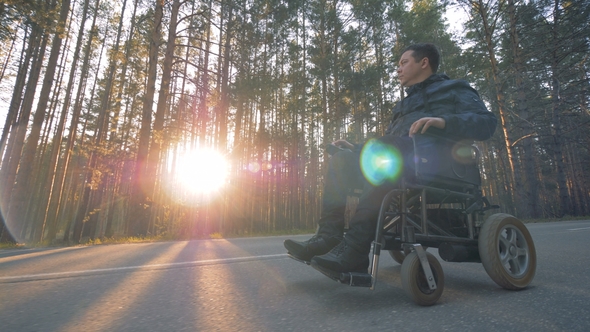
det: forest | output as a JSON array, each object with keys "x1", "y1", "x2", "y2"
[{"x1": 0, "y1": 0, "x2": 588, "y2": 244}]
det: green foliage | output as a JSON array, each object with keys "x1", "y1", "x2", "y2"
[{"x1": 0, "y1": 0, "x2": 64, "y2": 40}]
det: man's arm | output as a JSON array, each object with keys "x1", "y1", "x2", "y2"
[{"x1": 437, "y1": 84, "x2": 497, "y2": 141}]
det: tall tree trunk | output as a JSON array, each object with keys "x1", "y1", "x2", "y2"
[
  {"x1": 111, "y1": 0, "x2": 139, "y2": 146},
  {"x1": 46, "y1": 0, "x2": 101, "y2": 241},
  {"x1": 41, "y1": 0, "x2": 92, "y2": 242},
  {"x1": 0, "y1": 25, "x2": 26, "y2": 160},
  {"x1": 507, "y1": 0, "x2": 539, "y2": 218},
  {"x1": 81, "y1": 0, "x2": 128, "y2": 240},
  {"x1": 30, "y1": 5, "x2": 77, "y2": 241},
  {"x1": 473, "y1": 0, "x2": 521, "y2": 216},
  {"x1": 144, "y1": 0, "x2": 180, "y2": 233},
  {"x1": 319, "y1": 0, "x2": 329, "y2": 164},
  {"x1": 198, "y1": 0, "x2": 213, "y2": 145},
  {"x1": 0, "y1": 25, "x2": 36, "y2": 243},
  {"x1": 549, "y1": 0, "x2": 571, "y2": 216},
  {"x1": 104, "y1": 0, "x2": 139, "y2": 238},
  {"x1": 96, "y1": 0, "x2": 128, "y2": 143},
  {"x1": 72, "y1": 22, "x2": 111, "y2": 243},
  {"x1": 332, "y1": 0, "x2": 341, "y2": 140},
  {"x1": 0, "y1": 25, "x2": 42, "y2": 196},
  {"x1": 9, "y1": 0, "x2": 71, "y2": 241},
  {"x1": 1, "y1": 26, "x2": 49, "y2": 240},
  {"x1": 129, "y1": 0, "x2": 164, "y2": 236},
  {"x1": 218, "y1": 3, "x2": 233, "y2": 152},
  {"x1": 0, "y1": 25, "x2": 16, "y2": 85}
]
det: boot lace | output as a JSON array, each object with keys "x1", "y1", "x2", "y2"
[
  {"x1": 333, "y1": 241, "x2": 348, "y2": 256},
  {"x1": 307, "y1": 235, "x2": 322, "y2": 244}
]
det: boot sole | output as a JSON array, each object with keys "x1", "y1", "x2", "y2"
[
  {"x1": 310, "y1": 260, "x2": 342, "y2": 280},
  {"x1": 287, "y1": 252, "x2": 311, "y2": 265}
]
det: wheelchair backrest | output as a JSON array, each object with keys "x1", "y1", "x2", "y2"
[{"x1": 411, "y1": 134, "x2": 482, "y2": 187}]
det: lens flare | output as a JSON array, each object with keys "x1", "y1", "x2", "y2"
[
  {"x1": 360, "y1": 139, "x2": 403, "y2": 186},
  {"x1": 248, "y1": 161, "x2": 261, "y2": 173}
]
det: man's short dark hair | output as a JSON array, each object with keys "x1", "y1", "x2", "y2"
[{"x1": 402, "y1": 43, "x2": 440, "y2": 73}]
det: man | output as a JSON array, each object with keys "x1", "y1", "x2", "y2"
[{"x1": 284, "y1": 43, "x2": 497, "y2": 277}]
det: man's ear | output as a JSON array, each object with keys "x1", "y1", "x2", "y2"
[{"x1": 420, "y1": 57, "x2": 430, "y2": 70}]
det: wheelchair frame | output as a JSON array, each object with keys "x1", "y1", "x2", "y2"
[{"x1": 335, "y1": 136, "x2": 537, "y2": 306}]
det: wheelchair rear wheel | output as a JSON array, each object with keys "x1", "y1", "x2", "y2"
[
  {"x1": 401, "y1": 251, "x2": 444, "y2": 306},
  {"x1": 479, "y1": 213, "x2": 536, "y2": 290}
]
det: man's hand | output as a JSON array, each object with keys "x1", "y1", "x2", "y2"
[
  {"x1": 409, "y1": 117, "x2": 446, "y2": 137},
  {"x1": 332, "y1": 139, "x2": 354, "y2": 150}
]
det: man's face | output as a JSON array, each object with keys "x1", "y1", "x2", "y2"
[{"x1": 397, "y1": 51, "x2": 429, "y2": 87}]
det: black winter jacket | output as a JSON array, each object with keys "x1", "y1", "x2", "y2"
[{"x1": 384, "y1": 74, "x2": 497, "y2": 141}]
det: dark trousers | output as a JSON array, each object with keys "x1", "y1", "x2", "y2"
[
  {"x1": 317, "y1": 136, "x2": 414, "y2": 253},
  {"x1": 316, "y1": 148, "x2": 364, "y2": 240}
]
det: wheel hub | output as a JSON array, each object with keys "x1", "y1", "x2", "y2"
[{"x1": 509, "y1": 245, "x2": 517, "y2": 256}]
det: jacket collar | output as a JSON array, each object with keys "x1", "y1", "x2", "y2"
[{"x1": 406, "y1": 73, "x2": 450, "y2": 96}]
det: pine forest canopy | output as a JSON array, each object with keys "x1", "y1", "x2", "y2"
[{"x1": 0, "y1": 0, "x2": 588, "y2": 244}]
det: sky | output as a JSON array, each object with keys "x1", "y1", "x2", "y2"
[{"x1": 444, "y1": 3, "x2": 470, "y2": 38}]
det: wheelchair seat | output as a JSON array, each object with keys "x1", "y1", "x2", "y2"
[{"x1": 409, "y1": 134, "x2": 481, "y2": 191}]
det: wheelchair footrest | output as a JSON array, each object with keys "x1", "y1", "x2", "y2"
[
  {"x1": 338, "y1": 272, "x2": 373, "y2": 287},
  {"x1": 311, "y1": 260, "x2": 373, "y2": 287}
]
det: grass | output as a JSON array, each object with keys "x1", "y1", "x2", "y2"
[
  {"x1": 79, "y1": 234, "x2": 179, "y2": 246},
  {"x1": 0, "y1": 228, "x2": 317, "y2": 249},
  {"x1": 0, "y1": 242, "x2": 25, "y2": 249}
]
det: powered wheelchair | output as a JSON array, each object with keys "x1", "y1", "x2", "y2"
[{"x1": 325, "y1": 134, "x2": 537, "y2": 306}]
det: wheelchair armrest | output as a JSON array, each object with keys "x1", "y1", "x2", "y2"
[{"x1": 411, "y1": 134, "x2": 481, "y2": 186}]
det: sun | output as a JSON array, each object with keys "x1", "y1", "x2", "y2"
[{"x1": 173, "y1": 148, "x2": 230, "y2": 194}]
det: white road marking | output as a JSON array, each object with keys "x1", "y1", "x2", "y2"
[
  {"x1": 0, "y1": 253, "x2": 288, "y2": 282},
  {"x1": 567, "y1": 227, "x2": 590, "y2": 231}
]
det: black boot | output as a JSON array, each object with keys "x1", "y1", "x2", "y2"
[
  {"x1": 284, "y1": 235, "x2": 341, "y2": 262},
  {"x1": 310, "y1": 240, "x2": 369, "y2": 278}
]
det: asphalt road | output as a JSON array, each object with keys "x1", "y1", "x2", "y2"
[{"x1": 1, "y1": 220, "x2": 589, "y2": 332}]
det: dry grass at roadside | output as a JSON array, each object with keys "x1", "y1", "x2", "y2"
[{"x1": 0, "y1": 228, "x2": 317, "y2": 249}]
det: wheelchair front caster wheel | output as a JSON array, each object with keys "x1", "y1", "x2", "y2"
[
  {"x1": 479, "y1": 213, "x2": 536, "y2": 290},
  {"x1": 401, "y1": 251, "x2": 444, "y2": 306}
]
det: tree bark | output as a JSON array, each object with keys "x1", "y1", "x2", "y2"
[
  {"x1": 46, "y1": 0, "x2": 101, "y2": 241},
  {"x1": 473, "y1": 0, "x2": 521, "y2": 216},
  {"x1": 549, "y1": 0, "x2": 571, "y2": 216},
  {"x1": 507, "y1": 0, "x2": 540, "y2": 218},
  {"x1": 9, "y1": 0, "x2": 71, "y2": 241},
  {"x1": 145, "y1": 0, "x2": 180, "y2": 223},
  {"x1": 218, "y1": 2, "x2": 233, "y2": 152},
  {"x1": 129, "y1": 0, "x2": 164, "y2": 236},
  {"x1": 1, "y1": 25, "x2": 49, "y2": 240}
]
